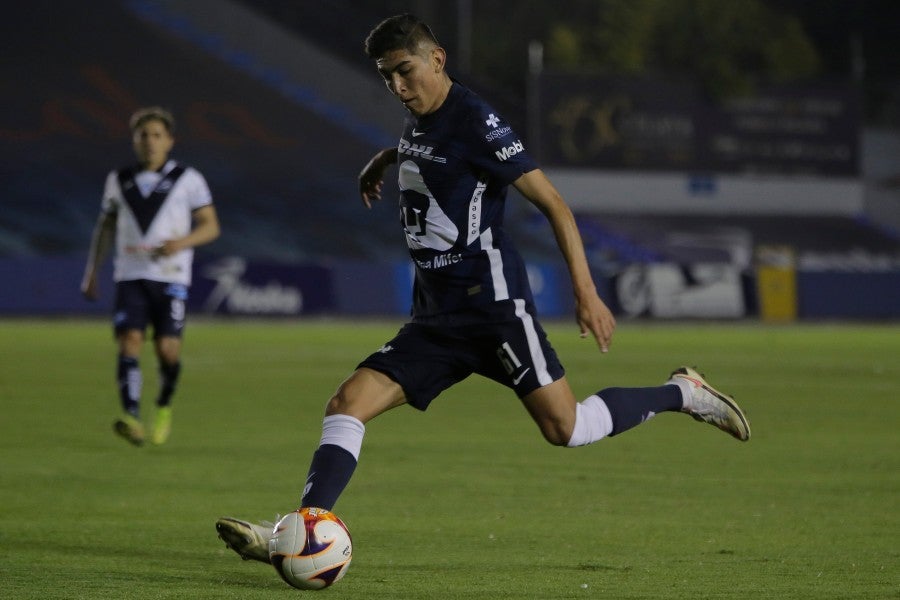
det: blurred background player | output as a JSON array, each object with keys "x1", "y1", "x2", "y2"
[
  {"x1": 81, "y1": 106, "x2": 220, "y2": 446},
  {"x1": 216, "y1": 14, "x2": 749, "y2": 561}
]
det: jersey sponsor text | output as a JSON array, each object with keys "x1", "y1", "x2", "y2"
[
  {"x1": 485, "y1": 126, "x2": 512, "y2": 142},
  {"x1": 399, "y1": 138, "x2": 447, "y2": 163},
  {"x1": 495, "y1": 140, "x2": 525, "y2": 162},
  {"x1": 415, "y1": 252, "x2": 464, "y2": 270}
]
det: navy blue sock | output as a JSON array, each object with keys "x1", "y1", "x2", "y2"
[
  {"x1": 157, "y1": 361, "x2": 181, "y2": 407},
  {"x1": 300, "y1": 444, "x2": 358, "y2": 511},
  {"x1": 117, "y1": 355, "x2": 141, "y2": 417},
  {"x1": 599, "y1": 385, "x2": 682, "y2": 436}
]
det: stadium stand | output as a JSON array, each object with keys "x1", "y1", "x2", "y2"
[
  {"x1": 1, "y1": 0, "x2": 897, "y2": 318},
  {"x1": 1, "y1": 0, "x2": 405, "y2": 262}
]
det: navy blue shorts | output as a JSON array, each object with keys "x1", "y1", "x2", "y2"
[
  {"x1": 358, "y1": 307, "x2": 565, "y2": 411},
  {"x1": 113, "y1": 280, "x2": 188, "y2": 338}
]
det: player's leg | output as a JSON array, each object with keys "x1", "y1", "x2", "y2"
[
  {"x1": 154, "y1": 336, "x2": 182, "y2": 405},
  {"x1": 216, "y1": 367, "x2": 406, "y2": 563},
  {"x1": 112, "y1": 281, "x2": 149, "y2": 445},
  {"x1": 151, "y1": 336, "x2": 181, "y2": 445},
  {"x1": 299, "y1": 322, "x2": 470, "y2": 511},
  {"x1": 521, "y1": 375, "x2": 683, "y2": 446},
  {"x1": 518, "y1": 376, "x2": 577, "y2": 445},
  {"x1": 113, "y1": 328, "x2": 146, "y2": 445},
  {"x1": 467, "y1": 308, "x2": 628, "y2": 446},
  {"x1": 522, "y1": 369, "x2": 749, "y2": 446},
  {"x1": 300, "y1": 367, "x2": 407, "y2": 510},
  {"x1": 217, "y1": 323, "x2": 469, "y2": 563},
  {"x1": 116, "y1": 329, "x2": 144, "y2": 416},
  {"x1": 483, "y1": 304, "x2": 747, "y2": 445},
  {"x1": 149, "y1": 282, "x2": 187, "y2": 445}
]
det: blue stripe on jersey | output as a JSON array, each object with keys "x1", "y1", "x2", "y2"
[{"x1": 118, "y1": 163, "x2": 187, "y2": 234}]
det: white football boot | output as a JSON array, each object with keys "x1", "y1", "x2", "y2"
[
  {"x1": 215, "y1": 517, "x2": 273, "y2": 563},
  {"x1": 669, "y1": 366, "x2": 751, "y2": 441}
]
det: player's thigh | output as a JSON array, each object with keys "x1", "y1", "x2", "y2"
[
  {"x1": 473, "y1": 314, "x2": 565, "y2": 399},
  {"x1": 113, "y1": 280, "x2": 151, "y2": 339},
  {"x1": 327, "y1": 367, "x2": 408, "y2": 423},
  {"x1": 149, "y1": 282, "x2": 188, "y2": 339},
  {"x1": 520, "y1": 376, "x2": 578, "y2": 446},
  {"x1": 356, "y1": 323, "x2": 475, "y2": 412}
]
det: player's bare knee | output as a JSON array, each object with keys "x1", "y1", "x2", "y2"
[
  {"x1": 156, "y1": 336, "x2": 181, "y2": 365},
  {"x1": 539, "y1": 421, "x2": 573, "y2": 447},
  {"x1": 156, "y1": 343, "x2": 180, "y2": 365},
  {"x1": 118, "y1": 330, "x2": 143, "y2": 355},
  {"x1": 324, "y1": 384, "x2": 357, "y2": 416},
  {"x1": 324, "y1": 393, "x2": 346, "y2": 416},
  {"x1": 324, "y1": 369, "x2": 405, "y2": 423}
]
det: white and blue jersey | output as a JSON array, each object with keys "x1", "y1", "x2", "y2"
[
  {"x1": 101, "y1": 159, "x2": 212, "y2": 286},
  {"x1": 395, "y1": 82, "x2": 538, "y2": 324}
]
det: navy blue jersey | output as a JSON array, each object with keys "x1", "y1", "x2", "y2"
[{"x1": 395, "y1": 82, "x2": 538, "y2": 324}]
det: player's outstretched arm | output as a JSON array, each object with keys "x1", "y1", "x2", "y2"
[
  {"x1": 513, "y1": 169, "x2": 616, "y2": 353},
  {"x1": 358, "y1": 147, "x2": 398, "y2": 208},
  {"x1": 81, "y1": 212, "x2": 116, "y2": 301}
]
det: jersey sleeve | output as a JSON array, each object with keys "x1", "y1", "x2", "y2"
[
  {"x1": 183, "y1": 167, "x2": 213, "y2": 210},
  {"x1": 100, "y1": 171, "x2": 120, "y2": 214},
  {"x1": 464, "y1": 106, "x2": 537, "y2": 186}
]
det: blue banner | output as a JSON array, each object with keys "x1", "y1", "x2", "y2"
[
  {"x1": 0, "y1": 256, "x2": 896, "y2": 320},
  {"x1": 190, "y1": 256, "x2": 334, "y2": 316}
]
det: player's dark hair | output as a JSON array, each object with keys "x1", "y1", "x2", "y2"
[
  {"x1": 129, "y1": 106, "x2": 175, "y2": 134},
  {"x1": 364, "y1": 14, "x2": 440, "y2": 59}
]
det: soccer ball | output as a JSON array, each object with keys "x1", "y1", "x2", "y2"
[{"x1": 268, "y1": 507, "x2": 353, "y2": 590}]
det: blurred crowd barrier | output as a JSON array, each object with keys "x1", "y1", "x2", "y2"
[{"x1": 2, "y1": 254, "x2": 897, "y2": 320}]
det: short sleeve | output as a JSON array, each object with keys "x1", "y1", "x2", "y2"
[
  {"x1": 100, "y1": 171, "x2": 119, "y2": 214},
  {"x1": 464, "y1": 108, "x2": 537, "y2": 186},
  {"x1": 183, "y1": 167, "x2": 213, "y2": 210}
]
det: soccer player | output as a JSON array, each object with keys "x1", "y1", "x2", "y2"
[
  {"x1": 216, "y1": 14, "x2": 749, "y2": 561},
  {"x1": 81, "y1": 106, "x2": 220, "y2": 446}
]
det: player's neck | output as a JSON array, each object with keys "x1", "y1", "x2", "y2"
[
  {"x1": 422, "y1": 75, "x2": 453, "y2": 117},
  {"x1": 140, "y1": 157, "x2": 169, "y2": 172}
]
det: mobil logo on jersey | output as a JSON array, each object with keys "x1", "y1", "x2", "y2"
[{"x1": 495, "y1": 140, "x2": 525, "y2": 162}]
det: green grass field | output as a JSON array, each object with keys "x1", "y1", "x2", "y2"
[{"x1": 1, "y1": 318, "x2": 897, "y2": 599}]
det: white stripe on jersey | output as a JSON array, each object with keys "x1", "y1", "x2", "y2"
[
  {"x1": 466, "y1": 176, "x2": 487, "y2": 246},
  {"x1": 514, "y1": 298, "x2": 553, "y2": 386},
  {"x1": 479, "y1": 228, "x2": 508, "y2": 301}
]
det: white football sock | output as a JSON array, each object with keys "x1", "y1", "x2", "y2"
[
  {"x1": 566, "y1": 394, "x2": 614, "y2": 447},
  {"x1": 667, "y1": 379, "x2": 692, "y2": 411},
  {"x1": 319, "y1": 414, "x2": 365, "y2": 460}
]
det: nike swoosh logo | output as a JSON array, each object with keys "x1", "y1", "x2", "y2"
[
  {"x1": 512, "y1": 368, "x2": 531, "y2": 385},
  {"x1": 301, "y1": 472, "x2": 315, "y2": 500},
  {"x1": 412, "y1": 129, "x2": 425, "y2": 137}
]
